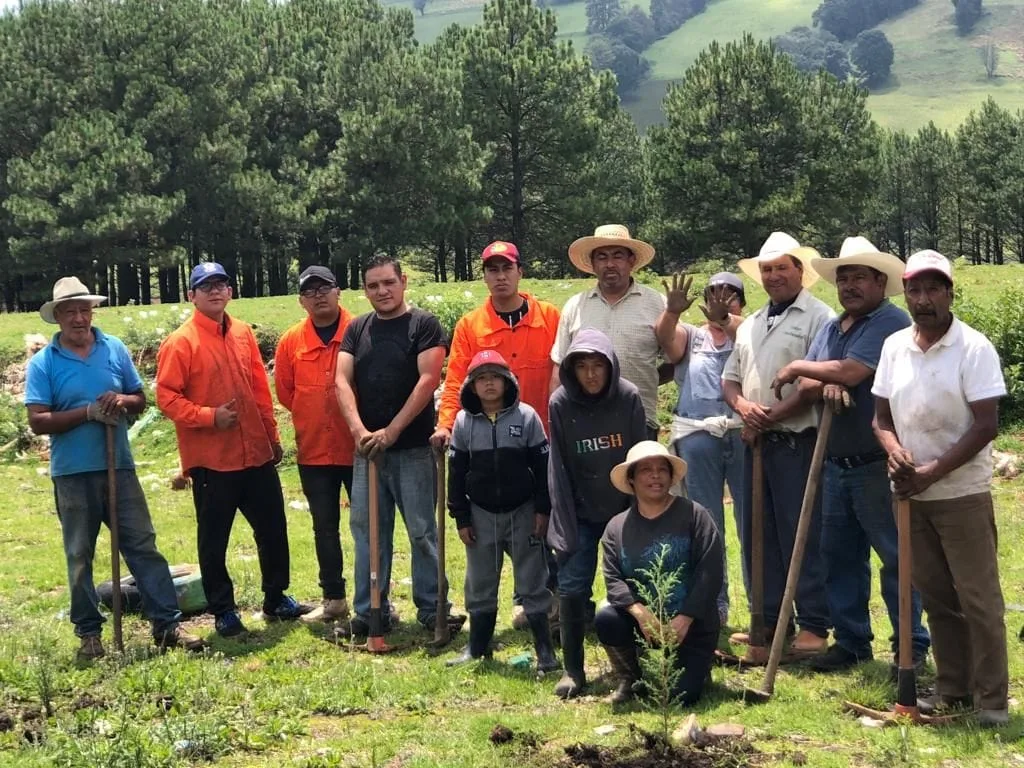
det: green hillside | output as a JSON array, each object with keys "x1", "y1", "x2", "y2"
[{"x1": 398, "y1": 0, "x2": 1024, "y2": 133}]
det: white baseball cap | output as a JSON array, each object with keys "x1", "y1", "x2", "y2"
[{"x1": 903, "y1": 250, "x2": 953, "y2": 284}]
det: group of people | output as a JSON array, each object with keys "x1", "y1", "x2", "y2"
[{"x1": 24, "y1": 223, "x2": 1010, "y2": 723}]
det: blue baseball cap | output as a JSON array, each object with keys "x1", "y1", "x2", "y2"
[{"x1": 189, "y1": 262, "x2": 229, "y2": 289}]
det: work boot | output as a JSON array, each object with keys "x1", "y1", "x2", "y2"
[
  {"x1": 978, "y1": 709, "x2": 1009, "y2": 727},
  {"x1": 154, "y1": 626, "x2": 206, "y2": 653},
  {"x1": 554, "y1": 596, "x2": 586, "y2": 699},
  {"x1": 917, "y1": 693, "x2": 973, "y2": 715},
  {"x1": 302, "y1": 598, "x2": 350, "y2": 624},
  {"x1": 77, "y1": 635, "x2": 105, "y2": 662},
  {"x1": 446, "y1": 611, "x2": 496, "y2": 666},
  {"x1": 603, "y1": 644, "x2": 640, "y2": 704},
  {"x1": 526, "y1": 612, "x2": 560, "y2": 675},
  {"x1": 789, "y1": 629, "x2": 827, "y2": 656}
]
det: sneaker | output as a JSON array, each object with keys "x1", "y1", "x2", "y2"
[
  {"x1": 77, "y1": 635, "x2": 105, "y2": 662},
  {"x1": 215, "y1": 611, "x2": 247, "y2": 638},
  {"x1": 301, "y1": 598, "x2": 350, "y2": 624},
  {"x1": 263, "y1": 595, "x2": 315, "y2": 621},
  {"x1": 917, "y1": 694, "x2": 972, "y2": 715},
  {"x1": 977, "y1": 708, "x2": 1009, "y2": 727},
  {"x1": 154, "y1": 626, "x2": 206, "y2": 653},
  {"x1": 808, "y1": 644, "x2": 871, "y2": 672}
]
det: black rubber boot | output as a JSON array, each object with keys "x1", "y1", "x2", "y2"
[
  {"x1": 446, "y1": 611, "x2": 496, "y2": 667},
  {"x1": 554, "y1": 596, "x2": 586, "y2": 699},
  {"x1": 526, "y1": 612, "x2": 560, "y2": 675},
  {"x1": 603, "y1": 644, "x2": 640, "y2": 704}
]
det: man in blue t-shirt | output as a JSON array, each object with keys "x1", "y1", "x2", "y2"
[
  {"x1": 24, "y1": 277, "x2": 203, "y2": 661},
  {"x1": 771, "y1": 238, "x2": 930, "y2": 675}
]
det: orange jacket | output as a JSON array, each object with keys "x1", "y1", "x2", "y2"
[
  {"x1": 438, "y1": 293, "x2": 559, "y2": 431},
  {"x1": 156, "y1": 310, "x2": 280, "y2": 474},
  {"x1": 274, "y1": 310, "x2": 355, "y2": 466}
]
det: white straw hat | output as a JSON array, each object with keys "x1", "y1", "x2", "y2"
[
  {"x1": 811, "y1": 236, "x2": 906, "y2": 297},
  {"x1": 737, "y1": 232, "x2": 820, "y2": 289},
  {"x1": 610, "y1": 441, "x2": 687, "y2": 495},
  {"x1": 568, "y1": 224, "x2": 655, "y2": 275},
  {"x1": 40, "y1": 277, "x2": 107, "y2": 324}
]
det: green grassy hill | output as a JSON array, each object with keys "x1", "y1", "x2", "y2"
[{"x1": 397, "y1": 0, "x2": 1024, "y2": 133}]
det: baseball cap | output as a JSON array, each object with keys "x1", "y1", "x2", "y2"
[
  {"x1": 299, "y1": 265, "x2": 337, "y2": 289},
  {"x1": 481, "y1": 241, "x2": 520, "y2": 264},
  {"x1": 706, "y1": 272, "x2": 745, "y2": 300},
  {"x1": 903, "y1": 250, "x2": 953, "y2": 284},
  {"x1": 189, "y1": 262, "x2": 229, "y2": 289},
  {"x1": 468, "y1": 349, "x2": 511, "y2": 375}
]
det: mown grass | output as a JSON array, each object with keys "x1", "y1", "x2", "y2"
[{"x1": 2, "y1": 266, "x2": 1024, "y2": 766}]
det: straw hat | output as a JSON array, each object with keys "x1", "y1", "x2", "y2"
[
  {"x1": 737, "y1": 232, "x2": 820, "y2": 289},
  {"x1": 568, "y1": 224, "x2": 655, "y2": 275},
  {"x1": 40, "y1": 277, "x2": 107, "y2": 324},
  {"x1": 811, "y1": 237, "x2": 906, "y2": 298},
  {"x1": 610, "y1": 441, "x2": 687, "y2": 495}
]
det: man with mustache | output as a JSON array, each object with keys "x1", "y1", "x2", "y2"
[
  {"x1": 771, "y1": 237, "x2": 929, "y2": 675},
  {"x1": 872, "y1": 250, "x2": 1008, "y2": 727},
  {"x1": 721, "y1": 232, "x2": 834, "y2": 660}
]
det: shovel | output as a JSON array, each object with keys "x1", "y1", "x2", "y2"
[
  {"x1": 427, "y1": 447, "x2": 452, "y2": 648},
  {"x1": 843, "y1": 498, "x2": 967, "y2": 725},
  {"x1": 106, "y1": 424, "x2": 124, "y2": 653},
  {"x1": 742, "y1": 407, "x2": 832, "y2": 702}
]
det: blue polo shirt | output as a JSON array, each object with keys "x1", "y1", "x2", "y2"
[
  {"x1": 24, "y1": 328, "x2": 143, "y2": 477},
  {"x1": 806, "y1": 300, "x2": 910, "y2": 459}
]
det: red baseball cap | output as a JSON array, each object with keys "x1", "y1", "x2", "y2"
[
  {"x1": 903, "y1": 250, "x2": 953, "y2": 284},
  {"x1": 468, "y1": 349, "x2": 510, "y2": 374},
  {"x1": 481, "y1": 241, "x2": 520, "y2": 264}
]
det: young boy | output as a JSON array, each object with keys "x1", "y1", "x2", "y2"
[
  {"x1": 547, "y1": 328, "x2": 647, "y2": 698},
  {"x1": 446, "y1": 350, "x2": 558, "y2": 674}
]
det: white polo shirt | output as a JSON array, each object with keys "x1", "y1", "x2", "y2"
[
  {"x1": 722, "y1": 289, "x2": 835, "y2": 433},
  {"x1": 872, "y1": 318, "x2": 1006, "y2": 501},
  {"x1": 552, "y1": 281, "x2": 666, "y2": 428}
]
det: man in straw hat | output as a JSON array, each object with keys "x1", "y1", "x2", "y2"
[
  {"x1": 770, "y1": 237, "x2": 930, "y2": 674},
  {"x1": 872, "y1": 250, "x2": 1008, "y2": 727},
  {"x1": 597, "y1": 441, "x2": 723, "y2": 705},
  {"x1": 25, "y1": 277, "x2": 204, "y2": 660},
  {"x1": 721, "y1": 232, "x2": 834, "y2": 659},
  {"x1": 552, "y1": 224, "x2": 666, "y2": 441}
]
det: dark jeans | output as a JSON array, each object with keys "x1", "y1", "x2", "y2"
[
  {"x1": 298, "y1": 464, "x2": 353, "y2": 600},
  {"x1": 595, "y1": 605, "x2": 717, "y2": 706},
  {"x1": 740, "y1": 430, "x2": 829, "y2": 637},
  {"x1": 822, "y1": 461, "x2": 929, "y2": 658},
  {"x1": 189, "y1": 463, "x2": 290, "y2": 615},
  {"x1": 557, "y1": 518, "x2": 609, "y2": 599}
]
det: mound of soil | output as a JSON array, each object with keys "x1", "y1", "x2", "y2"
[{"x1": 562, "y1": 729, "x2": 759, "y2": 768}]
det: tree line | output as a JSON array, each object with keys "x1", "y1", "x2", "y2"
[{"x1": 0, "y1": 0, "x2": 1016, "y2": 312}]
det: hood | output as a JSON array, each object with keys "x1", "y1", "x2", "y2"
[
  {"x1": 558, "y1": 328, "x2": 621, "y2": 402},
  {"x1": 460, "y1": 362, "x2": 520, "y2": 415}
]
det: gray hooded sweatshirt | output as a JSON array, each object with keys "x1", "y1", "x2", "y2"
[{"x1": 546, "y1": 328, "x2": 647, "y2": 557}]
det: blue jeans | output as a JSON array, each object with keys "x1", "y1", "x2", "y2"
[
  {"x1": 557, "y1": 518, "x2": 608, "y2": 599},
  {"x1": 822, "y1": 461, "x2": 930, "y2": 658},
  {"x1": 53, "y1": 470, "x2": 181, "y2": 638},
  {"x1": 350, "y1": 448, "x2": 440, "y2": 625},
  {"x1": 677, "y1": 429, "x2": 746, "y2": 615}
]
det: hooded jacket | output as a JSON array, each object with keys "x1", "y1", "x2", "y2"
[
  {"x1": 447, "y1": 357, "x2": 550, "y2": 530},
  {"x1": 546, "y1": 328, "x2": 647, "y2": 557}
]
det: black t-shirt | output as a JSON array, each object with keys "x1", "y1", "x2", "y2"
[
  {"x1": 497, "y1": 299, "x2": 529, "y2": 328},
  {"x1": 314, "y1": 317, "x2": 340, "y2": 346},
  {"x1": 340, "y1": 308, "x2": 448, "y2": 450}
]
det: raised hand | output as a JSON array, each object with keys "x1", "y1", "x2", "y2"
[
  {"x1": 662, "y1": 272, "x2": 695, "y2": 316},
  {"x1": 699, "y1": 284, "x2": 732, "y2": 325}
]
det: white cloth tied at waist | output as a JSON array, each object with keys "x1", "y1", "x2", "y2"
[{"x1": 669, "y1": 414, "x2": 742, "y2": 443}]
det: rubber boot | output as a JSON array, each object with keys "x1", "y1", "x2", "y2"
[
  {"x1": 526, "y1": 612, "x2": 560, "y2": 675},
  {"x1": 446, "y1": 611, "x2": 496, "y2": 667},
  {"x1": 603, "y1": 644, "x2": 640, "y2": 704},
  {"x1": 554, "y1": 596, "x2": 586, "y2": 699}
]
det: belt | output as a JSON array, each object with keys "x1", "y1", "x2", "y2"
[{"x1": 826, "y1": 450, "x2": 886, "y2": 469}]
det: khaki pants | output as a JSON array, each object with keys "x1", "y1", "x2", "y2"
[{"x1": 910, "y1": 492, "x2": 1007, "y2": 710}]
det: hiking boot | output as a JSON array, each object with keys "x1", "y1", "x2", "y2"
[
  {"x1": 511, "y1": 604, "x2": 528, "y2": 630},
  {"x1": 215, "y1": 611, "x2": 247, "y2": 637},
  {"x1": 603, "y1": 644, "x2": 640, "y2": 704},
  {"x1": 526, "y1": 611, "x2": 560, "y2": 675},
  {"x1": 77, "y1": 635, "x2": 105, "y2": 662},
  {"x1": 263, "y1": 595, "x2": 315, "y2": 621},
  {"x1": 917, "y1": 694, "x2": 972, "y2": 715},
  {"x1": 808, "y1": 644, "x2": 871, "y2": 672},
  {"x1": 301, "y1": 598, "x2": 350, "y2": 624},
  {"x1": 446, "y1": 611, "x2": 496, "y2": 667},
  {"x1": 554, "y1": 596, "x2": 586, "y2": 699},
  {"x1": 978, "y1": 708, "x2": 1009, "y2": 727},
  {"x1": 154, "y1": 626, "x2": 206, "y2": 653}
]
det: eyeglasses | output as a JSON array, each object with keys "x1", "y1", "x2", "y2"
[
  {"x1": 195, "y1": 280, "x2": 230, "y2": 294},
  {"x1": 300, "y1": 284, "x2": 336, "y2": 298}
]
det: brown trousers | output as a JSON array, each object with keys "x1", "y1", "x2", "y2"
[{"x1": 909, "y1": 492, "x2": 1007, "y2": 710}]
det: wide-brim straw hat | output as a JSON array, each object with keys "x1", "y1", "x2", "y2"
[
  {"x1": 568, "y1": 224, "x2": 655, "y2": 275},
  {"x1": 737, "y1": 231, "x2": 820, "y2": 289},
  {"x1": 610, "y1": 441, "x2": 687, "y2": 495},
  {"x1": 811, "y1": 236, "x2": 906, "y2": 298},
  {"x1": 40, "y1": 277, "x2": 107, "y2": 324}
]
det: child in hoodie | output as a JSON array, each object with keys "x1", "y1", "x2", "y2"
[
  {"x1": 446, "y1": 350, "x2": 559, "y2": 674},
  {"x1": 547, "y1": 328, "x2": 647, "y2": 698}
]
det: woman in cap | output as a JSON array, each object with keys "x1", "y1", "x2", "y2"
[
  {"x1": 596, "y1": 441, "x2": 724, "y2": 705},
  {"x1": 655, "y1": 272, "x2": 746, "y2": 625}
]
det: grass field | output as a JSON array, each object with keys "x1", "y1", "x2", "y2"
[{"x1": 2, "y1": 266, "x2": 1024, "y2": 765}]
